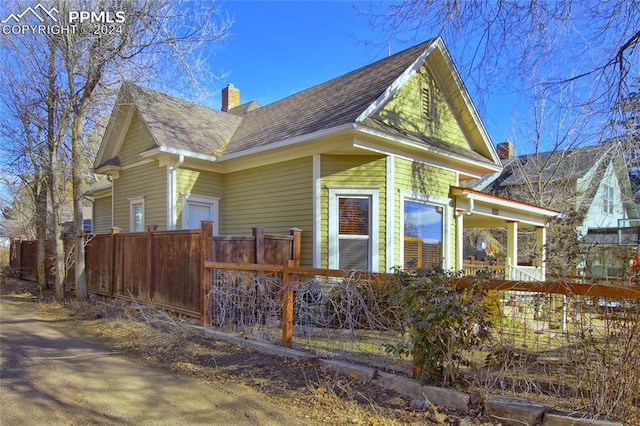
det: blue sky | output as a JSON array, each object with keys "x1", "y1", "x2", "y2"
[{"x1": 204, "y1": 0, "x2": 519, "y2": 147}]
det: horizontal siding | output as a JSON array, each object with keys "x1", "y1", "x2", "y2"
[
  {"x1": 93, "y1": 196, "x2": 112, "y2": 234},
  {"x1": 176, "y1": 168, "x2": 224, "y2": 229},
  {"x1": 118, "y1": 111, "x2": 156, "y2": 167},
  {"x1": 374, "y1": 65, "x2": 470, "y2": 151},
  {"x1": 394, "y1": 157, "x2": 456, "y2": 265},
  {"x1": 114, "y1": 162, "x2": 167, "y2": 231},
  {"x1": 320, "y1": 155, "x2": 387, "y2": 270},
  {"x1": 221, "y1": 157, "x2": 313, "y2": 265}
]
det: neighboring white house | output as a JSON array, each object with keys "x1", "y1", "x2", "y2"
[{"x1": 474, "y1": 142, "x2": 639, "y2": 278}]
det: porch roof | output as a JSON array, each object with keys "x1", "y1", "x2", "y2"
[{"x1": 449, "y1": 186, "x2": 561, "y2": 228}]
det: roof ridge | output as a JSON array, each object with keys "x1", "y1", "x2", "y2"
[
  {"x1": 124, "y1": 82, "x2": 230, "y2": 117},
  {"x1": 245, "y1": 39, "x2": 435, "y2": 114}
]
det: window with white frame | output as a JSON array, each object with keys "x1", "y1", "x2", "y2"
[
  {"x1": 402, "y1": 197, "x2": 446, "y2": 269},
  {"x1": 328, "y1": 188, "x2": 379, "y2": 271},
  {"x1": 181, "y1": 194, "x2": 219, "y2": 234},
  {"x1": 602, "y1": 184, "x2": 614, "y2": 214},
  {"x1": 129, "y1": 197, "x2": 145, "y2": 232}
]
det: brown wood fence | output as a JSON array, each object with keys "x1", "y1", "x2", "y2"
[
  {"x1": 10, "y1": 222, "x2": 302, "y2": 322},
  {"x1": 9, "y1": 237, "x2": 75, "y2": 283}
]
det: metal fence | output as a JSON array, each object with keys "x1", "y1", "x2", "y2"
[{"x1": 205, "y1": 262, "x2": 640, "y2": 417}]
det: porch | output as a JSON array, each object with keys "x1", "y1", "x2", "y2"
[
  {"x1": 450, "y1": 186, "x2": 561, "y2": 282},
  {"x1": 461, "y1": 259, "x2": 544, "y2": 282}
]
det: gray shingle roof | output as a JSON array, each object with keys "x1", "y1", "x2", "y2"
[
  {"x1": 112, "y1": 38, "x2": 492, "y2": 168},
  {"x1": 224, "y1": 40, "x2": 436, "y2": 154},
  {"x1": 126, "y1": 83, "x2": 243, "y2": 156},
  {"x1": 360, "y1": 117, "x2": 496, "y2": 165},
  {"x1": 495, "y1": 144, "x2": 615, "y2": 187}
]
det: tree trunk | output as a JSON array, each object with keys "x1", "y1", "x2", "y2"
[
  {"x1": 72, "y1": 112, "x2": 88, "y2": 300},
  {"x1": 46, "y1": 38, "x2": 65, "y2": 301},
  {"x1": 34, "y1": 184, "x2": 48, "y2": 291}
]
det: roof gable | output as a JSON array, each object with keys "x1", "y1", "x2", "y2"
[
  {"x1": 224, "y1": 39, "x2": 437, "y2": 155},
  {"x1": 95, "y1": 83, "x2": 243, "y2": 170},
  {"x1": 95, "y1": 38, "x2": 501, "y2": 173},
  {"x1": 127, "y1": 84, "x2": 242, "y2": 156}
]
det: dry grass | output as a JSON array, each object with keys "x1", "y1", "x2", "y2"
[{"x1": 2, "y1": 277, "x2": 495, "y2": 425}]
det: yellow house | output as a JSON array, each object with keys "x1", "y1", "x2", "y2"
[{"x1": 89, "y1": 37, "x2": 559, "y2": 276}]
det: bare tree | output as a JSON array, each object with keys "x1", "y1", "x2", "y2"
[
  {"x1": 369, "y1": 1, "x2": 639, "y2": 117},
  {"x1": 0, "y1": 16, "x2": 72, "y2": 296},
  {"x1": 1, "y1": 0, "x2": 231, "y2": 299},
  {"x1": 55, "y1": 0, "x2": 232, "y2": 299}
]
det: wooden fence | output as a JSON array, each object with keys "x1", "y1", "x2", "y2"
[
  {"x1": 9, "y1": 222, "x2": 302, "y2": 322},
  {"x1": 9, "y1": 237, "x2": 76, "y2": 283}
]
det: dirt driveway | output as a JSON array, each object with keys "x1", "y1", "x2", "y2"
[{"x1": 0, "y1": 296, "x2": 319, "y2": 426}]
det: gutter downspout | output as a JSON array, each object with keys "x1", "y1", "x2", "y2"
[
  {"x1": 167, "y1": 155, "x2": 184, "y2": 230},
  {"x1": 109, "y1": 175, "x2": 114, "y2": 228}
]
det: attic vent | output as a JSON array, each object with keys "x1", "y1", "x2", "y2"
[{"x1": 421, "y1": 85, "x2": 431, "y2": 119}]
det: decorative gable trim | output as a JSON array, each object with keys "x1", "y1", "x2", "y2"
[
  {"x1": 93, "y1": 87, "x2": 135, "y2": 169},
  {"x1": 431, "y1": 39, "x2": 501, "y2": 165},
  {"x1": 355, "y1": 41, "x2": 437, "y2": 122}
]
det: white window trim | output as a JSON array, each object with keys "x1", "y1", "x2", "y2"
[
  {"x1": 181, "y1": 193, "x2": 219, "y2": 234},
  {"x1": 128, "y1": 196, "x2": 145, "y2": 232},
  {"x1": 400, "y1": 190, "x2": 451, "y2": 270},
  {"x1": 328, "y1": 187, "x2": 379, "y2": 271}
]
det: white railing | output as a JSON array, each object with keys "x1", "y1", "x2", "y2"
[{"x1": 506, "y1": 264, "x2": 543, "y2": 282}]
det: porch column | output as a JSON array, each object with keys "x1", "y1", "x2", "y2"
[
  {"x1": 536, "y1": 226, "x2": 547, "y2": 279},
  {"x1": 455, "y1": 210, "x2": 464, "y2": 272},
  {"x1": 506, "y1": 220, "x2": 518, "y2": 279}
]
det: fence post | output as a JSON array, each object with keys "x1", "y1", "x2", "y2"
[
  {"x1": 146, "y1": 225, "x2": 157, "y2": 302},
  {"x1": 200, "y1": 221, "x2": 214, "y2": 326},
  {"x1": 253, "y1": 226, "x2": 264, "y2": 264},
  {"x1": 289, "y1": 228, "x2": 302, "y2": 266},
  {"x1": 282, "y1": 260, "x2": 294, "y2": 348},
  {"x1": 109, "y1": 227, "x2": 120, "y2": 298}
]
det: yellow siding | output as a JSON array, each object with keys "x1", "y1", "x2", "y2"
[
  {"x1": 113, "y1": 162, "x2": 167, "y2": 231},
  {"x1": 118, "y1": 111, "x2": 156, "y2": 167},
  {"x1": 221, "y1": 157, "x2": 313, "y2": 265},
  {"x1": 374, "y1": 66, "x2": 471, "y2": 151},
  {"x1": 320, "y1": 155, "x2": 387, "y2": 270},
  {"x1": 176, "y1": 168, "x2": 224, "y2": 228},
  {"x1": 92, "y1": 195, "x2": 112, "y2": 234},
  {"x1": 394, "y1": 157, "x2": 457, "y2": 266}
]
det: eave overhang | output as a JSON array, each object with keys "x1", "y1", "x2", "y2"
[
  {"x1": 139, "y1": 146, "x2": 219, "y2": 163},
  {"x1": 353, "y1": 124, "x2": 502, "y2": 179},
  {"x1": 450, "y1": 185, "x2": 562, "y2": 228}
]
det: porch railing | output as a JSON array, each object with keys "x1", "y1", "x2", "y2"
[
  {"x1": 506, "y1": 264, "x2": 543, "y2": 281},
  {"x1": 463, "y1": 259, "x2": 543, "y2": 282},
  {"x1": 462, "y1": 260, "x2": 505, "y2": 279}
]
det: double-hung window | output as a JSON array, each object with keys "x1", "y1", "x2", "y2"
[{"x1": 328, "y1": 188, "x2": 378, "y2": 271}]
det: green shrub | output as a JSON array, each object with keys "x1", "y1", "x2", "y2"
[{"x1": 385, "y1": 267, "x2": 491, "y2": 386}]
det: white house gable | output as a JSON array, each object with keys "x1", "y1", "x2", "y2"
[{"x1": 579, "y1": 160, "x2": 625, "y2": 236}]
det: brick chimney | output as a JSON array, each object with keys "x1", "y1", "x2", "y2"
[
  {"x1": 221, "y1": 84, "x2": 239, "y2": 112},
  {"x1": 497, "y1": 141, "x2": 514, "y2": 159}
]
